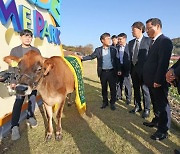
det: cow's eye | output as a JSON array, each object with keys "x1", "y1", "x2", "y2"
[{"x1": 36, "y1": 66, "x2": 42, "y2": 72}]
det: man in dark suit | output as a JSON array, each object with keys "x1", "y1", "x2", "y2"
[
  {"x1": 143, "y1": 18, "x2": 173, "y2": 140},
  {"x1": 116, "y1": 33, "x2": 132, "y2": 104},
  {"x1": 128, "y1": 22, "x2": 151, "y2": 118},
  {"x1": 166, "y1": 58, "x2": 180, "y2": 94},
  {"x1": 111, "y1": 35, "x2": 118, "y2": 48},
  {"x1": 81, "y1": 33, "x2": 120, "y2": 110}
]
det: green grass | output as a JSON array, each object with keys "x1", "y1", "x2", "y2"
[
  {"x1": 0, "y1": 61, "x2": 180, "y2": 154},
  {"x1": 169, "y1": 87, "x2": 180, "y2": 102}
]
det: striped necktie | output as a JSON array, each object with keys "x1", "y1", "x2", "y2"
[{"x1": 132, "y1": 40, "x2": 139, "y2": 65}]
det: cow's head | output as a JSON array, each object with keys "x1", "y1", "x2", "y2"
[{"x1": 4, "y1": 50, "x2": 53, "y2": 95}]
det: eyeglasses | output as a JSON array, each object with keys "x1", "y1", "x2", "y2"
[{"x1": 146, "y1": 26, "x2": 153, "y2": 32}]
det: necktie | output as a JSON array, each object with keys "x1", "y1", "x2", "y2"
[
  {"x1": 132, "y1": 40, "x2": 139, "y2": 65},
  {"x1": 149, "y1": 40, "x2": 154, "y2": 49}
]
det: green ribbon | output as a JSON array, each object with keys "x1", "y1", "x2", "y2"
[{"x1": 65, "y1": 56, "x2": 86, "y2": 104}]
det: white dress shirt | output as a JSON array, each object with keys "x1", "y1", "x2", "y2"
[
  {"x1": 152, "y1": 33, "x2": 163, "y2": 44},
  {"x1": 119, "y1": 45, "x2": 126, "y2": 64}
]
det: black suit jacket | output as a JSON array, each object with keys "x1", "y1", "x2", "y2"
[
  {"x1": 82, "y1": 46, "x2": 120, "y2": 77},
  {"x1": 143, "y1": 34, "x2": 173, "y2": 87},
  {"x1": 172, "y1": 59, "x2": 180, "y2": 77},
  {"x1": 117, "y1": 44, "x2": 131, "y2": 76},
  {"x1": 171, "y1": 58, "x2": 180, "y2": 94},
  {"x1": 128, "y1": 36, "x2": 151, "y2": 78}
]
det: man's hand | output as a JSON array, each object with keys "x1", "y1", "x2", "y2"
[
  {"x1": 166, "y1": 69, "x2": 175, "y2": 84},
  {"x1": 153, "y1": 82, "x2": 161, "y2": 88},
  {"x1": 117, "y1": 71, "x2": 122, "y2": 76},
  {"x1": 79, "y1": 55, "x2": 83, "y2": 59},
  {"x1": 10, "y1": 83, "x2": 16, "y2": 90}
]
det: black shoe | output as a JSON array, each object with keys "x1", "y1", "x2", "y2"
[
  {"x1": 100, "y1": 103, "x2": 108, "y2": 109},
  {"x1": 129, "y1": 106, "x2": 142, "y2": 113},
  {"x1": 150, "y1": 131, "x2": 168, "y2": 141},
  {"x1": 125, "y1": 100, "x2": 131, "y2": 105},
  {"x1": 143, "y1": 121, "x2": 158, "y2": 128},
  {"x1": 142, "y1": 109, "x2": 150, "y2": 118},
  {"x1": 110, "y1": 104, "x2": 116, "y2": 111},
  {"x1": 116, "y1": 97, "x2": 122, "y2": 101},
  {"x1": 174, "y1": 149, "x2": 180, "y2": 154}
]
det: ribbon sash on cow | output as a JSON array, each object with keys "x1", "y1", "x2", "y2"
[{"x1": 63, "y1": 55, "x2": 86, "y2": 114}]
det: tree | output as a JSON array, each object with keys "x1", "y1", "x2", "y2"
[
  {"x1": 62, "y1": 44, "x2": 94, "y2": 55},
  {"x1": 83, "y1": 44, "x2": 93, "y2": 55},
  {"x1": 172, "y1": 38, "x2": 180, "y2": 55}
]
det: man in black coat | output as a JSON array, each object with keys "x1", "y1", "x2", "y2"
[
  {"x1": 81, "y1": 33, "x2": 120, "y2": 110},
  {"x1": 116, "y1": 33, "x2": 132, "y2": 104},
  {"x1": 143, "y1": 18, "x2": 173, "y2": 140},
  {"x1": 128, "y1": 22, "x2": 151, "y2": 118},
  {"x1": 111, "y1": 35, "x2": 118, "y2": 48},
  {"x1": 166, "y1": 58, "x2": 180, "y2": 94}
]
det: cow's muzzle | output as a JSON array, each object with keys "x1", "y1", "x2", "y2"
[{"x1": 15, "y1": 84, "x2": 32, "y2": 96}]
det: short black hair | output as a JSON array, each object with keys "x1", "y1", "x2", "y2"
[
  {"x1": 146, "y1": 18, "x2": 162, "y2": 28},
  {"x1": 20, "y1": 29, "x2": 33, "y2": 37},
  {"x1": 117, "y1": 33, "x2": 127, "y2": 38},
  {"x1": 132, "y1": 21, "x2": 145, "y2": 33},
  {"x1": 100, "y1": 33, "x2": 110, "y2": 42},
  {"x1": 111, "y1": 35, "x2": 117, "y2": 39}
]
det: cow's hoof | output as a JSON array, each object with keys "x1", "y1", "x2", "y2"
[
  {"x1": 45, "y1": 133, "x2": 52, "y2": 142},
  {"x1": 55, "y1": 133, "x2": 63, "y2": 141}
]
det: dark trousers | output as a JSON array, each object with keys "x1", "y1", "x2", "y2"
[
  {"x1": 149, "y1": 85, "x2": 171, "y2": 133},
  {"x1": 117, "y1": 74, "x2": 132, "y2": 101},
  {"x1": 11, "y1": 90, "x2": 37, "y2": 128},
  {"x1": 100, "y1": 70, "x2": 117, "y2": 105},
  {"x1": 131, "y1": 69, "x2": 151, "y2": 110}
]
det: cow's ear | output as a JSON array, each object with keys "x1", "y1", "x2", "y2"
[
  {"x1": 43, "y1": 60, "x2": 54, "y2": 76},
  {"x1": 3, "y1": 56, "x2": 21, "y2": 67}
]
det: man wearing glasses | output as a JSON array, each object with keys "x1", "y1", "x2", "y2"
[{"x1": 143, "y1": 18, "x2": 173, "y2": 141}]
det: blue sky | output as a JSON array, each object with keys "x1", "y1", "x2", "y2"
[{"x1": 60, "y1": 0, "x2": 180, "y2": 48}]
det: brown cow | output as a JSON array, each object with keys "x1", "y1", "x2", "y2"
[{"x1": 4, "y1": 50, "x2": 75, "y2": 141}]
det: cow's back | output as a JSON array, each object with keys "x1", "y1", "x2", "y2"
[{"x1": 40, "y1": 56, "x2": 75, "y2": 99}]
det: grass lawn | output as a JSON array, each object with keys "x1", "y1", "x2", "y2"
[{"x1": 0, "y1": 60, "x2": 180, "y2": 154}]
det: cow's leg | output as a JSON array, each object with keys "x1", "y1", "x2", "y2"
[
  {"x1": 44, "y1": 103, "x2": 53, "y2": 141},
  {"x1": 55, "y1": 98, "x2": 66, "y2": 141}
]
